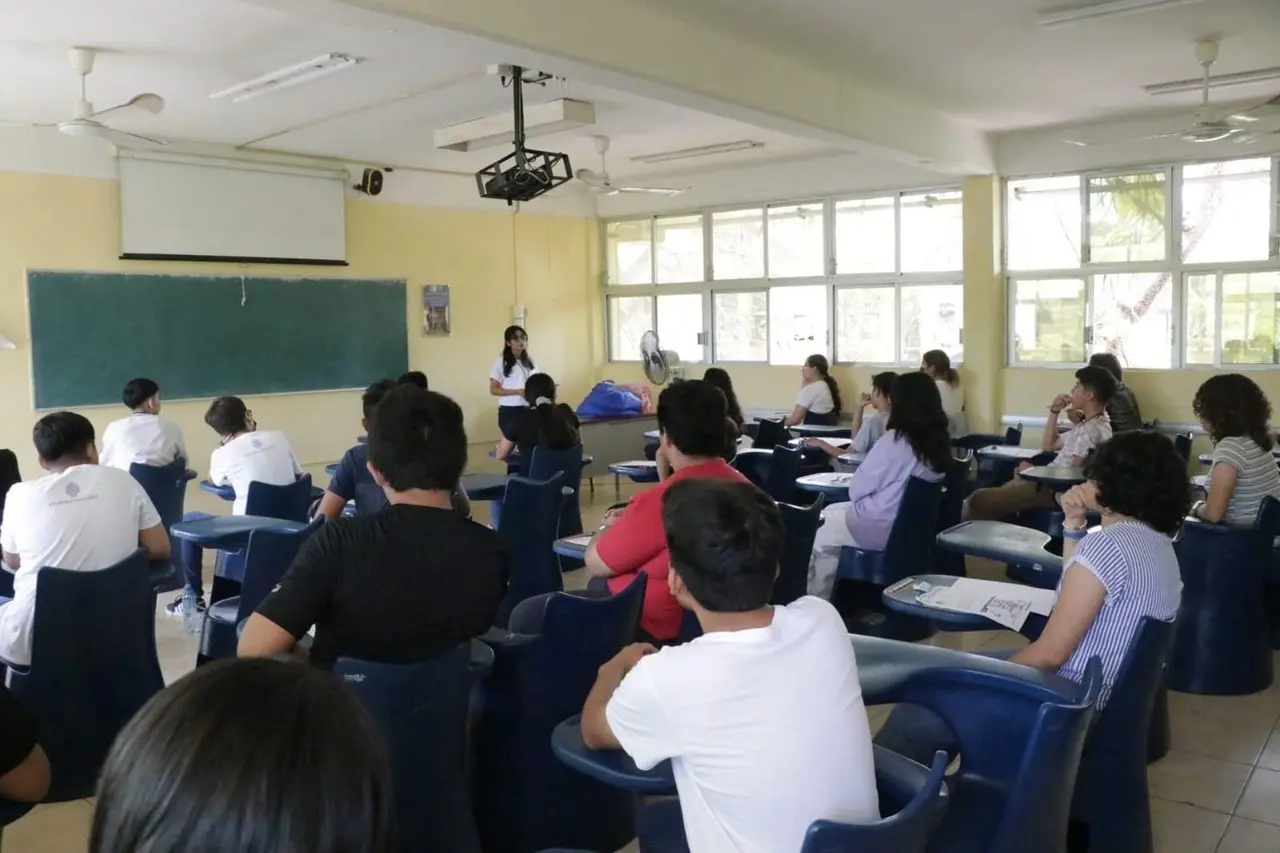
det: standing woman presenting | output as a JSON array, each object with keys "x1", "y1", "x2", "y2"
[{"x1": 489, "y1": 325, "x2": 539, "y2": 437}]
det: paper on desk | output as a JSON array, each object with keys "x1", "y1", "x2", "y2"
[
  {"x1": 917, "y1": 578, "x2": 1057, "y2": 631},
  {"x1": 563, "y1": 535, "x2": 593, "y2": 547}
]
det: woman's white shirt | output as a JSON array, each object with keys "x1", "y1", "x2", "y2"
[
  {"x1": 796, "y1": 381, "x2": 834, "y2": 415},
  {"x1": 935, "y1": 379, "x2": 968, "y2": 437},
  {"x1": 490, "y1": 356, "x2": 539, "y2": 407}
]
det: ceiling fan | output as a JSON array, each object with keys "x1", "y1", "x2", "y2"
[
  {"x1": 1065, "y1": 39, "x2": 1280, "y2": 147},
  {"x1": 0, "y1": 47, "x2": 167, "y2": 147},
  {"x1": 575, "y1": 136, "x2": 687, "y2": 196}
]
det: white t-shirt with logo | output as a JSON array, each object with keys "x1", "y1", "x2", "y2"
[
  {"x1": 490, "y1": 357, "x2": 539, "y2": 408},
  {"x1": 796, "y1": 380, "x2": 835, "y2": 415},
  {"x1": 0, "y1": 464, "x2": 162, "y2": 666},
  {"x1": 606, "y1": 597, "x2": 879, "y2": 853},
  {"x1": 208, "y1": 430, "x2": 302, "y2": 516},
  {"x1": 100, "y1": 413, "x2": 188, "y2": 471}
]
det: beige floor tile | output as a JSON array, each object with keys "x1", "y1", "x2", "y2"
[
  {"x1": 1257, "y1": 727, "x2": 1280, "y2": 773},
  {"x1": 1218, "y1": 816, "x2": 1280, "y2": 853},
  {"x1": 1148, "y1": 797, "x2": 1229, "y2": 853},
  {"x1": 925, "y1": 630, "x2": 1005, "y2": 653},
  {"x1": 1147, "y1": 749, "x2": 1252, "y2": 814},
  {"x1": 1169, "y1": 705, "x2": 1272, "y2": 766},
  {"x1": 1167, "y1": 688, "x2": 1280, "y2": 728},
  {"x1": 2, "y1": 799, "x2": 93, "y2": 853},
  {"x1": 1235, "y1": 768, "x2": 1280, "y2": 826}
]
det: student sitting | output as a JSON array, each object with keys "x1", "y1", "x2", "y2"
[
  {"x1": 1190, "y1": 373, "x2": 1280, "y2": 525},
  {"x1": 99, "y1": 377, "x2": 188, "y2": 471},
  {"x1": 0, "y1": 684, "x2": 50, "y2": 803},
  {"x1": 784, "y1": 354, "x2": 841, "y2": 427},
  {"x1": 921, "y1": 349, "x2": 967, "y2": 437},
  {"x1": 167, "y1": 397, "x2": 301, "y2": 619},
  {"x1": 807, "y1": 373, "x2": 950, "y2": 599},
  {"x1": 1087, "y1": 353, "x2": 1143, "y2": 433},
  {"x1": 495, "y1": 372, "x2": 581, "y2": 469},
  {"x1": 585, "y1": 380, "x2": 748, "y2": 644},
  {"x1": 90, "y1": 658, "x2": 393, "y2": 853},
  {"x1": 317, "y1": 380, "x2": 470, "y2": 520},
  {"x1": 239, "y1": 387, "x2": 508, "y2": 670},
  {"x1": 580, "y1": 479, "x2": 878, "y2": 853},
  {"x1": 398, "y1": 370, "x2": 429, "y2": 389},
  {"x1": 965, "y1": 365, "x2": 1116, "y2": 522},
  {"x1": 805, "y1": 370, "x2": 895, "y2": 458},
  {"x1": 876, "y1": 430, "x2": 1185, "y2": 762},
  {"x1": 0, "y1": 413, "x2": 170, "y2": 666}
]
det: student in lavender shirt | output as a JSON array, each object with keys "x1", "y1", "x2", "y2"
[{"x1": 807, "y1": 373, "x2": 952, "y2": 600}]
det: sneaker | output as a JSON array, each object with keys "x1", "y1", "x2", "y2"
[{"x1": 164, "y1": 594, "x2": 207, "y2": 620}]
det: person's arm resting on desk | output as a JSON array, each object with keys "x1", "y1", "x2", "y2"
[
  {"x1": 0, "y1": 687, "x2": 50, "y2": 802},
  {"x1": 581, "y1": 643, "x2": 661, "y2": 755},
  {"x1": 584, "y1": 498, "x2": 661, "y2": 580},
  {"x1": 1194, "y1": 461, "x2": 1239, "y2": 524},
  {"x1": 238, "y1": 529, "x2": 336, "y2": 659}
]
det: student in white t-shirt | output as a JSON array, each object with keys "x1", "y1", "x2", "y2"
[
  {"x1": 784, "y1": 354, "x2": 841, "y2": 427},
  {"x1": 99, "y1": 378, "x2": 188, "y2": 472},
  {"x1": 921, "y1": 349, "x2": 967, "y2": 438},
  {"x1": 0, "y1": 412, "x2": 169, "y2": 666},
  {"x1": 166, "y1": 396, "x2": 301, "y2": 619},
  {"x1": 580, "y1": 479, "x2": 878, "y2": 853},
  {"x1": 488, "y1": 325, "x2": 539, "y2": 438}
]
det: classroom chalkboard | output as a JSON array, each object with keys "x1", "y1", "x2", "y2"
[{"x1": 28, "y1": 271, "x2": 408, "y2": 409}]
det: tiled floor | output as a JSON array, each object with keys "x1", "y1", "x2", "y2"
[{"x1": 8, "y1": 461, "x2": 1280, "y2": 852}]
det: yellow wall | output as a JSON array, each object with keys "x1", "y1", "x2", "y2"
[{"x1": 0, "y1": 170, "x2": 599, "y2": 476}]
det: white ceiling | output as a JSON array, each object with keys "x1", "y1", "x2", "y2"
[{"x1": 630, "y1": 0, "x2": 1280, "y2": 131}]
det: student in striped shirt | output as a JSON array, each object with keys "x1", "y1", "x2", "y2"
[
  {"x1": 1190, "y1": 374, "x2": 1280, "y2": 526},
  {"x1": 876, "y1": 430, "x2": 1186, "y2": 761}
]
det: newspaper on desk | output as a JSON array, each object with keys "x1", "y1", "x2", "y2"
[
  {"x1": 916, "y1": 578, "x2": 1057, "y2": 631},
  {"x1": 563, "y1": 534, "x2": 594, "y2": 548}
]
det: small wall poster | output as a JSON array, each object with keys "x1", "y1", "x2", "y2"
[{"x1": 422, "y1": 285, "x2": 451, "y2": 336}]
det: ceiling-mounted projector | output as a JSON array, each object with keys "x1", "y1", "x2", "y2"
[{"x1": 475, "y1": 65, "x2": 572, "y2": 205}]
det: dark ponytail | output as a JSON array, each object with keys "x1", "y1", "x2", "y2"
[
  {"x1": 525, "y1": 373, "x2": 579, "y2": 448},
  {"x1": 501, "y1": 325, "x2": 534, "y2": 378},
  {"x1": 805, "y1": 354, "x2": 842, "y2": 416}
]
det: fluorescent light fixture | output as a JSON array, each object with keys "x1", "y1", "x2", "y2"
[
  {"x1": 630, "y1": 140, "x2": 765, "y2": 165},
  {"x1": 211, "y1": 53, "x2": 360, "y2": 103},
  {"x1": 1036, "y1": 0, "x2": 1202, "y2": 29},
  {"x1": 1145, "y1": 66, "x2": 1280, "y2": 96},
  {"x1": 434, "y1": 99, "x2": 596, "y2": 152}
]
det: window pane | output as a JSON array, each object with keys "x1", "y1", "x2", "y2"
[
  {"x1": 1087, "y1": 172, "x2": 1166, "y2": 263},
  {"x1": 608, "y1": 296, "x2": 653, "y2": 361},
  {"x1": 835, "y1": 197, "x2": 896, "y2": 274},
  {"x1": 654, "y1": 215, "x2": 704, "y2": 284},
  {"x1": 1007, "y1": 176, "x2": 1081, "y2": 270},
  {"x1": 711, "y1": 209, "x2": 765, "y2": 280},
  {"x1": 767, "y1": 203, "x2": 825, "y2": 278},
  {"x1": 1221, "y1": 272, "x2": 1280, "y2": 366},
  {"x1": 902, "y1": 284, "x2": 964, "y2": 366},
  {"x1": 714, "y1": 291, "x2": 768, "y2": 362},
  {"x1": 656, "y1": 294, "x2": 704, "y2": 363},
  {"x1": 769, "y1": 285, "x2": 827, "y2": 366},
  {"x1": 1011, "y1": 279, "x2": 1086, "y2": 363},
  {"x1": 1185, "y1": 273, "x2": 1216, "y2": 366},
  {"x1": 901, "y1": 190, "x2": 962, "y2": 272},
  {"x1": 606, "y1": 220, "x2": 652, "y2": 285},
  {"x1": 1091, "y1": 273, "x2": 1173, "y2": 369},
  {"x1": 1182, "y1": 158, "x2": 1272, "y2": 264},
  {"x1": 835, "y1": 288, "x2": 896, "y2": 363}
]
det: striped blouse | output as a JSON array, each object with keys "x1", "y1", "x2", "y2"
[
  {"x1": 1056, "y1": 520, "x2": 1181, "y2": 705},
  {"x1": 1210, "y1": 437, "x2": 1280, "y2": 526}
]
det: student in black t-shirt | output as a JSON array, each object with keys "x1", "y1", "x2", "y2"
[
  {"x1": 494, "y1": 372, "x2": 581, "y2": 469},
  {"x1": 238, "y1": 386, "x2": 509, "y2": 670},
  {"x1": 0, "y1": 684, "x2": 50, "y2": 803}
]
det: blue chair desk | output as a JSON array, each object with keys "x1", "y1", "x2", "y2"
[
  {"x1": 608, "y1": 460, "x2": 659, "y2": 483},
  {"x1": 552, "y1": 716, "x2": 675, "y2": 794},
  {"x1": 789, "y1": 435, "x2": 853, "y2": 449},
  {"x1": 171, "y1": 516, "x2": 308, "y2": 551},
  {"x1": 461, "y1": 472, "x2": 512, "y2": 502},
  {"x1": 789, "y1": 423, "x2": 853, "y2": 438},
  {"x1": 200, "y1": 479, "x2": 323, "y2": 504},
  {"x1": 553, "y1": 534, "x2": 591, "y2": 560},
  {"x1": 795, "y1": 471, "x2": 852, "y2": 502},
  {"x1": 976, "y1": 445, "x2": 1042, "y2": 462},
  {"x1": 1018, "y1": 466, "x2": 1085, "y2": 492},
  {"x1": 1191, "y1": 474, "x2": 1209, "y2": 492},
  {"x1": 881, "y1": 575, "x2": 1050, "y2": 637},
  {"x1": 936, "y1": 521, "x2": 1064, "y2": 588},
  {"x1": 643, "y1": 429, "x2": 660, "y2": 441},
  {"x1": 837, "y1": 452, "x2": 868, "y2": 469},
  {"x1": 324, "y1": 462, "x2": 338, "y2": 478}
]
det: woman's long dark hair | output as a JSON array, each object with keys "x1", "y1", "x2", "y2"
[
  {"x1": 501, "y1": 325, "x2": 534, "y2": 378},
  {"x1": 524, "y1": 373, "x2": 580, "y2": 448},
  {"x1": 702, "y1": 367, "x2": 744, "y2": 428},
  {"x1": 805, "y1": 354, "x2": 842, "y2": 416},
  {"x1": 1193, "y1": 373, "x2": 1275, "y2": 452},
  {"x1": 922, "y1": 350, "x2": 959, "y2": 386},
  {"x1": 90, "y1": 657, "x2": 393, "y2": 853},
  {"x1": 886, "y1": 372, "x2": 952, "y2": 472}
]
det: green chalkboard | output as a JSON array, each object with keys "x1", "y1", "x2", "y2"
[{"x1": 28, "y1": 271, "x2": 408, "y2": 409}]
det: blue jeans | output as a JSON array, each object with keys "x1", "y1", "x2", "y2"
[{"x1": 179, "y1": 511, "x2": 213, "y2": 599}]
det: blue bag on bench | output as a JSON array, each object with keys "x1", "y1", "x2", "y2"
[{"x1": 576, "y1": 381, "x2": 644, "y2": 419}]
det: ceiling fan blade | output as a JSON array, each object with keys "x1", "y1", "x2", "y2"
[
  {"x1": 1228, "y1": 95, "x2": 1280, "y2": 124},
  {"x1": 94, "y1": 93, "x2": 165, "y2": 119},
  {"x1": 617, "y1": 186, "x2": 687, "y2": 196},
  {"x1": 100, "y1": 126, "x2": 167, "y2": 147},
  {"x1": 575, "y1": 167, "x2": 606, "y2": 187}
]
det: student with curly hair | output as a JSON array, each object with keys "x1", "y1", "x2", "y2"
[
  {"x1": 1191, "y1": 373, "x2": 1280, "y2": 525},
  {"x1": 876, "y1": 430, "x2": 1186, "y2": 763}
]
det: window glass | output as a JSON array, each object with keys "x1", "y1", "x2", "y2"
[
  {"x1": 835, "y1": 288, "x2": 895, "y2": 363},
  {"x1": 656, "y1": 294, "x2": 704, "y2": 363},
  {"x1": 654, "y1": 215, "x2": 704, "y2": 284},
  {"x1": 769, "y1": 285, "x2": 827, "y2": 366},
  {"x1": 1090, "y1": 273, "x2": 1173, "y2": 369},
  {"x1": 713, "y1": 291, "x2": 768, "y2": 362},
  {"x1": 711, "y1": 209, "x2": 765, "y2": 280},
  {"x1": 1011, "y1": 279, "x2": 1087, "y2": 363},
  {"x1": 901, "y1": 191, "x2": 962, "y2": 272},
  {"x1": 834, "y1": 197, "x2": 896, "y2": 274},
  {"x1": 767, "y1": 203, "x2": 825, "y2": 278},
  {"x1": 1087, "y1": 172, "x2": 1166, "y2": 263},
  {"x1": 1221, "y1": 271, "x2": 1280, "y2": 365},
  {"x1": 1181, "y1": 158, "x2": 1272, "y2": 264},
  {"x1": 901, "y1": 284, "x2": 964, "y2": 366},
  {"x1": 608, "y1": 296, "x2": 653, "y2": 361},
  {"x1": 605, "y1": 220, "x2": 652, "y2": 285},
  {"x1": 1184, "y1": 273, "x2": 1216, "y2": 366},
  {"x1": 1007, "y1": 175, "x2": 1081, "y2": 270}
]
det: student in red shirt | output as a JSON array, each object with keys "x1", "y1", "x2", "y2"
[{"x1": 585, "y1": 380, "x2": 748, "y2": 642}]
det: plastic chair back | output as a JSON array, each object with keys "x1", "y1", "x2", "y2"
[
  {"x1": 0, "y1": 449, "x2": 19, "y2": 522},
  {"x1": 245, "y1": 475, "x2": 313, "y2": 522},
  {"x1": 235, "y1": 519, "x2": 323, "y2": 623},
  {"x1": 336, "y1": 642, "x2": 491, "y2": 853},
  {"x1": 129, "y1": 458, "x2": 192, "y2": 591},
  {"x1": 763, "y1": 444, "x2": 804, "y2": 504},
  {"x1": 1004, "y1": 424, "x2": 1023, "y2": 446},
  {"x1": 838, "y1": 476, "x2": 943, "y2": 587},
  {"x1": 1172, "y1": 432, "x2": 1193, "y2": 465},
  {"x1": 774, "y1": 495, "x2": 824, "y2": 605},
  {"x1": 1072, "y1": 618, "x2": 1175, "y2": 853},
  {"x1": 935, "y1": 458, "x2": 971, "y2": 577},
  {"x1": 8, "y1": 550, "x2": 163, "y2": 801},
  {"x1": 474, "y1": 576, "x2": 645, "y2": 853},
  {"x1": 754, "y1": 419, "x2": 789, "y2": 450},
  {"x1": 801, "y1": 748, "x2": 949, "y2": 853},
  {"x1": 494, "y1": 472, "x2": 565, "y2": 628},
  {"x1": 528, "y1": 445, "x2": 585, "y2": 540}
]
